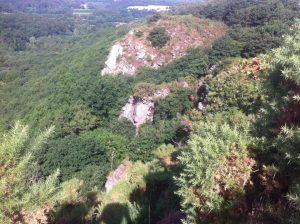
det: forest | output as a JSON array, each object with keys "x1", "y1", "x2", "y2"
[{"x1": 0, "y1": 0, "x2": 300, "y2": 223}]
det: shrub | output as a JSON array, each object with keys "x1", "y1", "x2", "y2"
[
  {"x1": 153, "y1": 144, "x2": 176, "y2": 159},
  {"x1": 208, "y1": 36, "x2": 243, "y2": 64},
  {"x1": 154, "y1": 88, "x2": 193, "y2": 121},
  {"x1": 133, "y1": 82, "x2": 155, "y2": 97},
  {"x1": 82, "y1": 128, "x2": 130, "y2": 169},
  {"x1": 148, "y1": 14, "x2": 162, "y2": 23},
  {"x1": 0, "y1": 122, "x2": 60, "y2": 223},
  {"x1": 134, "y1": 30, "x2": 144, "y2": 38},
  {"x1": 176, "y1": 121, "x2": 253, "y2": 223},
  {"x1": 136, "y1": 47, "x2": 209, "y2": 82},
  {"x1": 148, "y1": 27, "x2": 170, "y2": 48},
  {"x1": 204, "y1": 58, "x2": 264, "y2": 114}
]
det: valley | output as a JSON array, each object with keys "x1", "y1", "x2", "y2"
[{"x1": 0, "y1": 0, "x2": 300, "y2": 224}]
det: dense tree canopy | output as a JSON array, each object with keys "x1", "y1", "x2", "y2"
[
  {"x1": 0, "y1": 13, "x2": 74, "y2": 50},
  {"x1": 36, "y1": 134, "x2": 109, "y2": 191},
  {"x1": 181, "y1": 0, "x2": 300, "y2": 57}
]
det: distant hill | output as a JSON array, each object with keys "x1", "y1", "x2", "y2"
[
  {"x1": 0, "y1": 0, "x2": 83, "y2": 13},
  {"x1": 102, "y1": 14, "x2": 227, "y2": 76},
  {"x1": 0, "y1": 0, "x2": 201, "y2": 13}
]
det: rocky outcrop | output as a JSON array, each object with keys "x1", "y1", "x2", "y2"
[
  {"x1": 102, "y1": 44, "x2": 129, "y2": 75},
  {"x1": 120, "y1": 96, "x2": 155, "y2": 127},
  {"x1": 105, "y1": 161, "x2": 133, "y2": 192},
  {"x1": 101, "y1": 15, "x2": 227, "y2": 76},
  {"x1": 119, "y1": 79, "x2": 198, "y2": 128}
]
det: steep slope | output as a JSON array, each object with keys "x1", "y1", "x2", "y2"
[{"x1": 101, "y1": 15, "x2": 227, "y2": 76}]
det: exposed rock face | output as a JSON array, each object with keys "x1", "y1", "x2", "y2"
[
  {"x1": 105, "y1": 161, "x2": 133, "y2": 192},
  {"x1": 154, "y1": 88, "x2": 170, "y2": 98},
  {"x1": 120, "y1": 96, "x2": 154, "y2": 127},
  {"x1": 119, "y1": 79, "x2": 196, "y2": 128},
  {"x1": 101, "y1": 44, "x2": 136, "y2": 76},
  {"x1": 101, "y1": 15, "x2": 227, "y2": 76}
]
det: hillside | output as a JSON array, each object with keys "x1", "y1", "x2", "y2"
[
  {"x1": 102, "y1": 15, "x2": 226, "y2": 75},
  {"x1": 0, "y1": 0, "x2": 300, "y2": 224}
]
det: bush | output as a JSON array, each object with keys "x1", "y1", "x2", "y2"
[
  {"x1": 133, "y1": 82, "x2": 155, "y2": 97},
  {"x1": 148, "y1": 14, "x2": 162, "y2": 23},
  {"x1": 137, "y1": 47, "x2": 209, "y2": 82},
  {"x1": 176, "y1": 121, "x2": 252, "y2": 223},
  {"x1": 208, "y1": 36, "x2": 243, "y2": 64},
  {"x1": 82, "y1": 128, "x2": 130, "y2": 169},
  {"x1": 148, "y1": 27, "x2": 170, "y2": 48},
  {"x1": 0, "y1": 122, "x2": 61, "y2": 223},
  {"x1": 154, "y1": 88, "x2": 194, "y2": 121},
  {"x1": 204, "y1": 58, "x2": 264, "y2": 114},
  {"x1": 128, "y1": 119, "x2": 182, "y2": 162},
  {"x1": 134, "y1": 30, "x2": 144, "y2": 38}
]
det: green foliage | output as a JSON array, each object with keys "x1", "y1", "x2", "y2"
[
  {"x1": 153, "y1": 143, "x2": 176, "y2": 159},
  {"x1": 229, "y1": 22, "x2": 289, "y2": 58},
  {"x1": 185, "y1": 0, "x2": 300, "y2": 57},
  {"x1": 108, "y1": 118, "x2": 136, "y2": 139},
  {"x1": 148, "y1": 27, "x2": 170, "y2": 48},
  {"x1": 154, "y1": 88, "x2": 193, "y2": 121},
  {"x1": 274, "y1": 126, "x2": 300, "y2": 168},
  {"x1": 147, "y1": 13, "x2": 162, "y2": 23},
  {"x1": 264, "y1": 20, "x2": 300, "y2": 85},
  {"x1": 0, "y1": 122, "x2": 61, "y2": 223},
  {"x1": 99, "y1": 201, "x2": 140, "y2": 224},
  {"x1": 189, "y1": 108, "x2": 250, "y2": 133},
  {"x1": 128, "y1": 119, "x2": 182, "y2": 161},
  {"x1": 133, "y1": 82, "x2": 155, "y2": 97},
  {"x1": 0, "y1": 0, "x2": 81, "y2": 13},
  {"x1": 36, "y1": 134, "x2": 109, "y2": 191},
  {"x1": 137, "y1": 47, "x2": 209, "y2": 83},
  {"x1": 257, "y1": 126, "x2": 300, "y2": 221},
  {"x1": 250, "y1": 20, "x2": 300, "y2": 222},
  {"x1": 83, "y1": 76, "x2": 133, "y2": 119},
  {"x1": 0, "y1": 13, "x2": 74, "y2": 50},
  {"x1": 96, "y1": 161, "x2": 151, "y2": 224},
  {"x1": 176, "y1": 121, "x2": 251, "y2": 223},
  {"x1": 59, "y1": 103, "x2": 100, "y2": 134},
  {"x1": 0, "y1": 26, "x2": 131, "y2": 136},
  {"x1": 193, "y1": 0, "x2": 299, "y2": 27},
  {"x1": 97, "y1": 158, "x2": 177, "y2": 224},
  {"x1": 3, "y1": 2, "x2": 300, "y2": 223},
  {"x1": 204, "y1": 60, "x2": 264, "y2": 114},
  {"x1": 82, "y1": 128, "x2": 130, "y2": 169},
  {"x1": 105, "y1": 118, "x2": 182, "y2": 163},
  {"x1": 134, "y1": 30, "x2": 144, "y2": 38},
  {"x1": 256, "y1": 20, "x2": 300, "y2": 136},
  {"x1": 208, "y1": 36, "x2": 242, "y2": 64}
]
